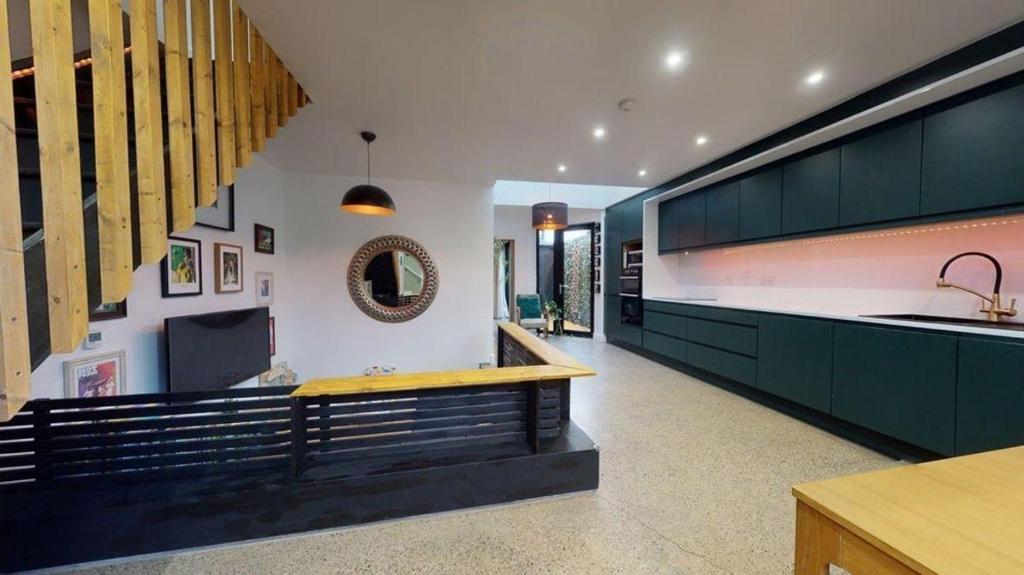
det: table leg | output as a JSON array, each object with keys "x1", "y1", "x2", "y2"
[{"x1": 795, "y1": 500, "x2": 841, "y2": 575}]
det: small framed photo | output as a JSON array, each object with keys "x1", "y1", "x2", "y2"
[
  {"x1": 64, "y1": 350, "x2": 126, "y2": 398},
  {"x1": 162, "y1": 237, "x2": 203, "y2": 297},
  {"x1": 214, "y1": 243, "x2": 244, "y2": 293},
  {"x1": 195, "y1": 184, "x2": 235, "y2": 231},
  {"x1": 594, "y1": 244, "x2": 602, "y2": 257},
  {"x1": 595, "y1": 283, "x2": 601, "y2": 294},
  {"x1": 90, "y1": 300, "x2": 127, "y2": 322},
  {"x1": 269, "y1": 317, "x2": 276, "y2": 356},
  {"x1": 254, "y1": 224, "x2": 275, "y2": 255},
  {"x1": 594, "y1": 269, "x2": 601, "y2": 282},
  {"x1": 255, "y1": 272, "x2": 274, "y2": 306}
]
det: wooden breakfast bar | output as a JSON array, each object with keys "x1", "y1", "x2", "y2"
[{"x1": 793, "y1": 446, "x2": 1024, "y2": 575}]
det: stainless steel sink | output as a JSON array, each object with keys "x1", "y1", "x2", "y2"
[{"x1": 861, "y1": 314, "x2": 1024, "y2": 332}]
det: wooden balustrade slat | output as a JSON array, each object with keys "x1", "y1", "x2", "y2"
[
  {"x1": 213, "y1": 0, "x2": 235, "y2": 185},
  {"x1": 0, "y1": 0, "x2": 31, "y2": 421},
  {"x1": 233, "y1": 4, "x2": 252, "y2": 167},
  {"x1": 29, "y1": 0, "x2": 89, "y2": 352},
  {"x1": 266, "y1": 46, "x2": 279, "y2": 138},
  {"x1": 277, "y1": 57, "x2": 288, "y2": 127},
  {"x1": 249, "y1": 28, "x2": 266, "y2": 151},
  {"x1": 163, "y1": 0, "x2": 196, "y2": 233},
  {"x1": 288, "y1": 73, "x2": 298, "y2": 117},
  {"x1": 191, "y1": 0, "x2": 218, "y2": 207}
]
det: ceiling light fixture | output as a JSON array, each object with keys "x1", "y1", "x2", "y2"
[
  {"x1": 695, "y1": 135, "x2": 708, "y2": 146},
  {"x1": 557, "y1": 164, "x2": 567, "y2": 173},
  {"x1": 664, "y1": 50, "x2": 685, "y2": 70},
  {"x1": 532, "y1": 183, "x2": 568, "y2": 231},
  {"x1": 340, "y1": 131, "x2": 396, "y2": 216},
  {"x1": 593, "y1": 126, "x2": 606, "y2": 140},
  {"x1": 805, "y1": 70, "x2": 825, "y2": 85},
  {"x1": 638, "y1": 169, "x2": 647, "y2": 177}
]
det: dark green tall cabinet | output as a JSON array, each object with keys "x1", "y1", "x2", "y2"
[
  {"x1": 622, "y1": 197, "x2": 644, "y2": 242},
  {"x1": 738, "y1": 168, "x2": 782, "y2": 240},
  {"x1": 757, "y1": 315, "x2": 833, "y2": 413},
  {"x1": 840, "y1": 120, "x2": 922, "y2": 226},
  {"x1": 921, "y1": 82, "x2": 1024, "y2": 215},
  {"x1": 678, "y1": 191, "x2": 706, "y2": 248},
  {"x1": 956, "y1": 337, "x2": 1024, "y2": 455},
  {"x1": 605, "y1": 205, "x2": 622, "y2": 296},
  {"x1": 832, "y1": 324, "x2": 958, "y2": 455},
  {"x1": 705, "y1": 182, "x2": 740, "y2": 245},
  {"x1": 782, "y1": 148, "x2": 841, "y2": 234}
]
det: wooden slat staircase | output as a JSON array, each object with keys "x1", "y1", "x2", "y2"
[{"x1": 0, "y1": 0, "x2": 308, "y2": 421}]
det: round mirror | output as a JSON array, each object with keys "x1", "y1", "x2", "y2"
[{"x1": 348, "y1": 236, "x2": 439, "y2": 322}]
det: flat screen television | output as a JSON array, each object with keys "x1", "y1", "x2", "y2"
[{"x1": 165, "y1": 307, "x2": 271, "y2": 393}]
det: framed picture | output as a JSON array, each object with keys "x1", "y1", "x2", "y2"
[
  {"x1": 195, "y1": 184, "x2": 235, "y2": 231},
  {"x1": 269, "y1": 316, "x2": 276, "y2": 356},
  {"x1": 254, "y1": 224, "x2": 275, "y2": 254},
  {"x1": 255, "y1": 272, "x2": 274, "y2": 306},
  {"x1": 594, "y1": 244, "x2": 602, "y2": 257},
  {"x1": 214, "y1": 243, "x2": 244, "y2": 293},
  {"x1": 162, "y1": 237, "x2": 203, "y2": 297},
  {"x1": 594, "y1": 269, "x2": 601, "y2": 282},
  {"x1": 595, "y1": 283, "x2": 601, "y2": 294},
  {"x1": 63, "y1": 350, "x2": 126, "y2": 398},
  {"x1": 90, "y1": 300, "x2": 126, "y2": 322}
]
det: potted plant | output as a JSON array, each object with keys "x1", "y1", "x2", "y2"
[{"x1": 543, "y1": 300, "x2": 564, "y2": 335}]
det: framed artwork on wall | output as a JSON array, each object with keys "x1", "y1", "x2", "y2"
[
  {"x1": 63, "y1": 350, "x2": 126, "y2": 398},
  {"x1": 162, "y1": 237, "x2": 203, "y2": 297},
  {"x1": 254, "y1": 224, "x2": 275, "y2": 254},
  {"x1": 255, "y1": 272, "x2": 274, "y2": 306},
  {"x1": 195, "y1": 184, "x2": 235, "y2": 231},
  {"x1": 90, "y1": 300, "x2": 127, "y2": 322},
  {"x1": 269, "y1": 317, "x2": 276, "y2": 356},
  {"x1": 214, "y1": 243, "x2": 244, "y2": 293},
  {"x1": 595, "y1": 283, "x2": 601, "y2": 294}
]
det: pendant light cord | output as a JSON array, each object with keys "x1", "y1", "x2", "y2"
[{"x1": 366, "y1": 141, "x2": 371, "y2": 184}]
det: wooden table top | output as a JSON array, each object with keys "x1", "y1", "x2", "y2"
[
  {"x1": 292, "y1": 322, "x2": 596, "y2": 397},
  {"x1": 793, "y1": 446, "x2": 1024, "y2": 575}
]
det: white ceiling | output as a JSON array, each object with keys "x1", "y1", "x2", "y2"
[
  {"x1": 242, "y1": 0, "x2": 1024, "y2": 188},
  {"x1": 493, "y1": 181, "x2": 643, "y2": 209}
]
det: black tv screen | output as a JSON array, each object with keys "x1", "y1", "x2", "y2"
[{"x1": 165, "y1": 307, "x2": 271, "y2": 393}]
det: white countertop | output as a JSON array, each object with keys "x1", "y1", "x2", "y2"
[{"x1": 644, "y1": 297, "x2": 1024, "y2": 340}]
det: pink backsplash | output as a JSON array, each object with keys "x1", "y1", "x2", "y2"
[{"x1": 652, "y1": 214, "x2": 1024, "y2": 318}]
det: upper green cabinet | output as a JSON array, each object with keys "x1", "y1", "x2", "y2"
[
  {"x1": 678, "y1": 191, "x2": 706, "y2": 248},
  {"x1": 832, "y1": 324, "x2": 958, "y2": 455},
  {"x1": 782, "y1": 148, "x2": 841, "y2": 234},
  {"x1": 622, "y1": 198, "x2": 644, "y2": 242},
  {"x1": 658, "y1": 197, "x2": 680, "y2": 252},
  {"x1": 921, "y1": 82, "x2": 1024, "y2": 215},
  {"x1": 840, "y1": 120, "x2": 923, "y2": 226},
  {"x1": 705, "y1": 182, "x2": 740, "y2": 245},
  {"x1": 739, "y1": 168, "x2": 782, "y2": 240},
  {"x1": 757, "y1": 315, "x2": 833, "y2": 413},
  {"x1": 955, "y1": 337, "x2": 1024, "y2": 455}
]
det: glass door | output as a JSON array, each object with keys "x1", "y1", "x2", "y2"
[{"x1": 537, "y1": 224, "x2": 595, "y2": 337}]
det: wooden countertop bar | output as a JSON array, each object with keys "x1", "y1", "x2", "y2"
[
  {"x1": 292, "y1": 323, "x2": 596, "y2": 397},
  {"x1": 792, "y1": 446, "x2": 1024, "y2": 574}
]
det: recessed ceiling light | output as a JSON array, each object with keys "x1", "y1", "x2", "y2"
[
  {"x1": 805, "y1": 70, "x2": 825, "y2": 85},
  {"x1": 664, "y1": 50, "x2": 685, "y2": 71},
  {"x1": 695, "y1": 135, "x2": 708, "y2": 146},
  {"x1": 638, "y1": 169, "x2": 647, "y2": 177},
  {"x1": 593, "y1": 126, "x2": 606, "y2": 140},
  {"x1": 557, "y1": 164, "x2": 567, "y2": 173}
]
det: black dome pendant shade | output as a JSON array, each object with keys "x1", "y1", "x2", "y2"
[{"x1": 341, "y1": 131, "x2": 396, "y2": 216}]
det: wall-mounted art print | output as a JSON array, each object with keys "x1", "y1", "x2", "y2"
[
  {"x1": 90, "y1": 300, "x2": 127, "y2": 322},
  {"x1": 195, "y1": 184, "x2": 235, "y2": 231},
  {"x1": 595, "y1": 283, "x2": 601, "y2": 294},
  {"x1": 63, "y1": 350, "x2": 126, "y2": 399},
  {"x1": 269, "y1": 317, "x2": 276, "y2": 356},
  {"x1": 594, "y1": 244, "x2": 602, "y2": 257},
  {"x1": 214, "y1": 243, "x2": 244, "y2": 293},
  {"x1": 254, "y1": 223, "x2": 275, "y2": 254},
  {"x1": 162, "y1": 237, "x2": 203, "y2": 297},
  {"x1": 255, "y1": 272, "x2": 274, "y2": 306}
]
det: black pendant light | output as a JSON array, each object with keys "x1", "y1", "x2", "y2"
[
  {"x1": 340, "y1": 131, "x2": 396, "y2": 216},
  {"x1": 532, "y1": 182, "x2": 567, "y2": 230}
]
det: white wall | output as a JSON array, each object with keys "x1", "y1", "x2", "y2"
[
  {"x1": 493, "y1": 205, "x2": 604, "y2": 335},
  {"x1": 31, "y1": 156, "x2": 288, "y2": 399},
  {"x1": 277, "y1": 174, "x2": 495, "y2": 377}
]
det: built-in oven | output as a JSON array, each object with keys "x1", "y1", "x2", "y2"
[
  {"x1": 621, "y1": 292, "x2": 642, "y2": 325},
  {"x1": 620, "y1": 267, "x2": 642, "y2": 325}
]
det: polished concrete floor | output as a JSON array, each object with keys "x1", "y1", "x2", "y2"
[{"x1": 60, "y1": 337, "x2": 897, "y2": 575}]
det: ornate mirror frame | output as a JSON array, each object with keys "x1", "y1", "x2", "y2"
[{"x1": 347, "y1": 235, "x2": 439, "y2": 323}]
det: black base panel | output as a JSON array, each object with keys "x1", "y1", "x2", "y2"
[
  {"x1": 0, "y1": 424, "x2": 599, "y2": 573},
  {"x1": 608, "y1": 338, "x2": 942, "y2": 462}
]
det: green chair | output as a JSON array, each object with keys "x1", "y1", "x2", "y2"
[{"x1": 515, "y1": 294, "x2": 549, "y2": 338}]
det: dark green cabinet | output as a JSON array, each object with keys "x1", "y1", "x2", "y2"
[
  {"x1": 643, "y1": 331, "x2": 687, "y2": 363},
  {"x1": 643, "y1": 311, "x2": 687, "y2": 340},
  {"x1": 840, "y1": 120, "x2": 922, "y2": 226},
  {"x1": 658, "y1": 197, "x2": 680, "y2": 252},
  {"x1": 921, "y1": 82, "x2": 1024, "y2": 215},
  {"x1": 833, "y1": 324, "x2": 957, "y2": 455},
  {"x1": 605, "y1": 296, "x2": 621, "y2": 339},
  {"x1": 687, "y1": 343, "x2": 757, "y2": 387},
  {"x1": 678, "y1": 191, "x2": 706, "y2": 248},
  {"x1": 622, "y1": 198, "x2": 644, "y2": 242},
  {"x1": 782, "y1": 148, "x2": 840, "y2": 234},
  {"x1": 705, "y1": 182, "x2": 740, "y2": 245},
  {"x1": 739, "y1": 168, "x2": 782, "y2": 240},
  {"x1": 605, "y1": 206, "x2": 622, "y2": 295},
  {"x1": 955, "y1": 337, "x2": 1024, "y2": 455},
  {"x1": 757, "y1": 315, "x2": 833, "y2": 412}
]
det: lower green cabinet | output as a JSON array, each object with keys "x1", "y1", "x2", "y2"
[
  {"x1": 956, "y1": 337, "x2": 1024, "y2": 455},
  {"x1": 687, "y1": 343, "x2": 757, "y2": 387},
  {"x1": 757, "y1": 315, "x2": 833, "y2": 412},
  {"x1": 618, "y1": 323, "x2": 643, "y2": 347},
  {"x1": 833, "y1": 324, "x2": 958, "y2": 455},
  {"x1": 605, "y1": 296, "x2": 621, "y2": 340},
  {"x1": 643, "y1": 331, "x2": 687, "y2": 363}
]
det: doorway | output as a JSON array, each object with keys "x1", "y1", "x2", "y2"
[
  {"x1": 494, "y1": 239, "x2": 515, "y2": 320},
  {"x1": 537, "y1": 223, "x2": 595, "y2": 337}
]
